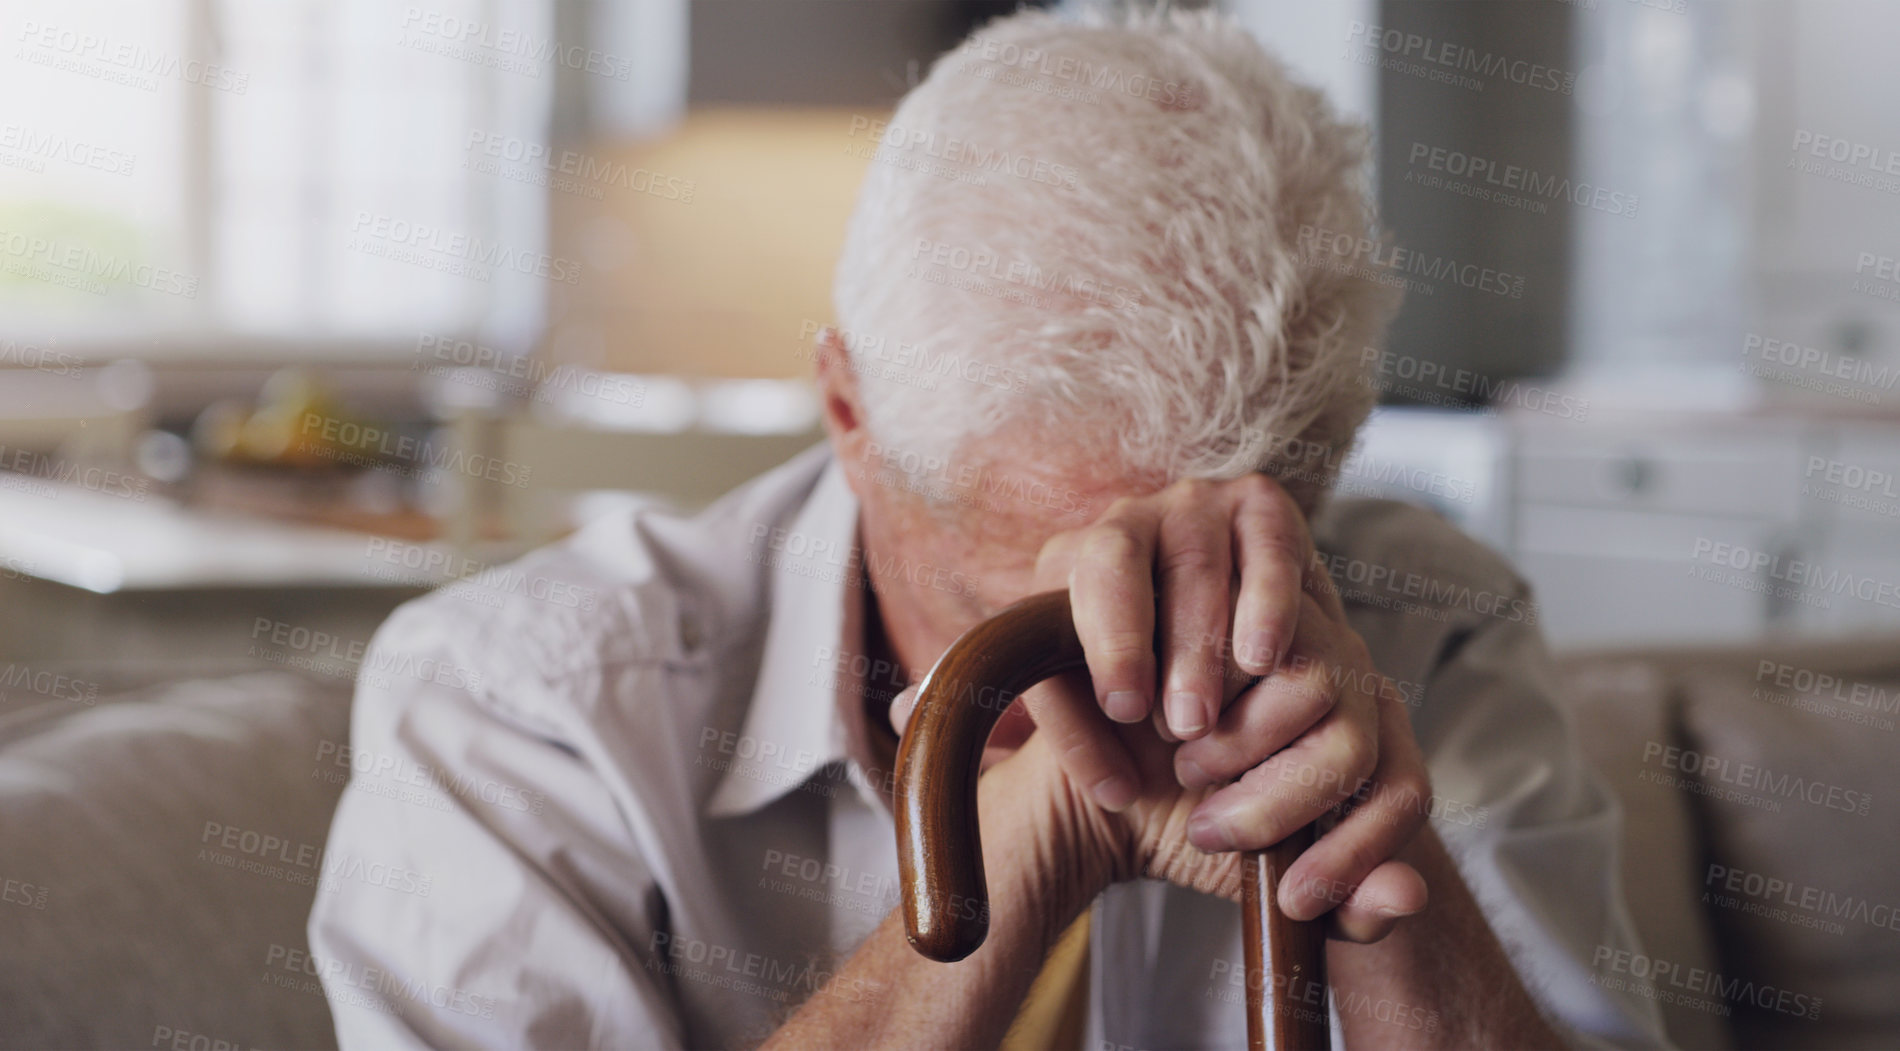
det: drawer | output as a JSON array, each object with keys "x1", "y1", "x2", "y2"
[{"x1": 1514, "y1": 426, "x2": 1805, "y2": 518}]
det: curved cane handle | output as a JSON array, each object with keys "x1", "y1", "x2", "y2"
[
  {"x1": 893, "y1": 590, "x2": 1085, "y2": 960},
  {"x1": 892, "y1": 589, "x2": 1330, "y2": 1050}
]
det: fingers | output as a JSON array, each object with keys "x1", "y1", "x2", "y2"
[
  {"x1": 1173, "y1": 668, "x2": 1335, "y2": 791},
  {"x1": 1277, "y1": 688, "x2": 1431, "y2": 924},
  {"x1": 1019, "y1": 672, "x2": 1141, "y2": 812},
  {"x1": 1320, "y1": 860, "x2": 1428, "y2": 944},
  {"x1": 1228, "y1": 474, "x2": 1312, "y2": 675},
  {"x1": 1156, "y1": 490, "x2": 1235, "y2": 740},
  {"x1": 1066, "y1": 504, "x2": 1162, "y2": 725},
  {"x1": 1173, "y1": 591, "x2": 1337, "y2": 789},
  {"x1": 1183, "y1": 668, "x2": 1380, "y2": 852}
]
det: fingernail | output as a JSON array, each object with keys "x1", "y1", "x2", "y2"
[
  {"x1": 1244, "y1": 630, "x2": 1279, "y2": 671},
  {"x1": 1176, "y1": 756, "x2": 1211, "y2": 790},
  {"x1": 1091, "y1": 773, "x2": 1138, "y2": 812},
  {"x1": 1165, "y1": 691, "x2": 1206, "y2": 737},
  {"x1": 1104, "y1": 689, "x2": 1146, "y2": 723},
  {"x1": 1187, "y1": 813, "x2": 1234, "y2": 851}
]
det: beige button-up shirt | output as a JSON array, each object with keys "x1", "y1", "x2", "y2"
[{"x1": 308, "y1": 445, "x2": 1671, "y2": 1049}]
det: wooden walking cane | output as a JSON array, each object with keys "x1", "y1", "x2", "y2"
[{"x1": 894, "y1": 590, "x2": 1331, "y2": 1050}]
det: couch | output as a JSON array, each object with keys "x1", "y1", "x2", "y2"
[{"x1": 2, "y1": 635, "x2": 1896, "y2": 1050}]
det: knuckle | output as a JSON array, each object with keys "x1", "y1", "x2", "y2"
[
  {"x1": 1101, "y1": 494, "x2": 1144, "y2": 520},
  {"x1": 1051, "y1": 725, "x2": 1099, "y2": 767},
  {"x1": 1158, "y1": 542, "x2": 1223, "y2": 579},
  {"x1": 1170, "y1": 477, "x2": 1216, "y2": 501},
  {"x1": 1231, "y1": 471, "x2": 1280, "y2": 506},
  {"x1": 1384, "y1": 769, "x2": 1433, "y2": 810},
  {"x1": 1254, "y1": 530, "x2": 1309, "y2": 569},
  {"x1": 1335, "y1": 736, "x2": 1378, "y2": 793},
  {"x1": 1335, "y1": 838, "x2": 1385, "y2": 884},
  {"x1": 1078, "y1": 523, "x2": 1145, "y2": 567},
  {"x1": 1090, "y1": 629, "x2": 1155, "y2": 666}
]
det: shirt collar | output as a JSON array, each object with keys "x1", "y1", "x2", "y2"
[{"x1": 706, "y1": 458, "x2": 865, "y2": 817}]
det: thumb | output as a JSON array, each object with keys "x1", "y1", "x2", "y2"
[{"x1": 888, "y1": 684, "x2": 921, "y2": 737}]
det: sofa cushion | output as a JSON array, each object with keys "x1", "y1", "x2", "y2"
[
  {"x1": 1677, "y1": 650, "x2": 1900, "y2": 1051},
  {"x1": 0, "y1": 671, "x2": 351, "y2": 1051},
  {"x1": 1555, "y1": 655, "x2": 1732, "y2": 1051}
]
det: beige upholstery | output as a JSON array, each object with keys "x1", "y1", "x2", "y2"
[
  {"x1": 1557, "y1": 636, "x2": 1900, "y2": 1051},
  {"x1": 0, "y1": 672, "x2": 351, "y2": 1050}
]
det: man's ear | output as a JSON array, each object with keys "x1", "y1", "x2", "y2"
[{"x1": 813, "y1": 326, "x2": 876, "y2": 493}]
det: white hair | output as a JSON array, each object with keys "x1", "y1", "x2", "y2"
[{"x1": 830, "y1": 5, "x2": 1402, "y2": 513}]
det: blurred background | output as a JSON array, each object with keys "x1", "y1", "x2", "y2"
[{"x1": 3, "y1": 2, "x2": 1899, "y2": 1048}]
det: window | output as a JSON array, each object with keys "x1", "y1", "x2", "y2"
[{"x1": 0, "y1": 0, "x2": 554, "y2": 359}]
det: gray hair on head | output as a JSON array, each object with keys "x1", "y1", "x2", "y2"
[{"x1": 831, "y1": 5, "x2": 1402, "y2": 514}]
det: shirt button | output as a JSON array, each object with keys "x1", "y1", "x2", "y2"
[{"x1": 679, "y1": 611, "x2": 702, "y2": 653}]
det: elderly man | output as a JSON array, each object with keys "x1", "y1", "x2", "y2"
[{"x1": 310, "y1": 9, "x2": 1669, "y2": 1050}]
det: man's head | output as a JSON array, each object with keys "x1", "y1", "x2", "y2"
[{"x1": 818, "y1": 7, "x2": 1400, "y2": 627}]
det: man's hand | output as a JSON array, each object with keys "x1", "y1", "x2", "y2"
[{"x1": 900, "y1": 475, "x2": 1431, "y2": 941}]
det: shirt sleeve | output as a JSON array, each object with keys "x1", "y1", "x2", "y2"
[
  {"x1": 306, "y1": 603, "x2": 685, "y2": 1050},
  {"x1": 1416, "y1": 586, "x2": 1678, "y2": 1051}
]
